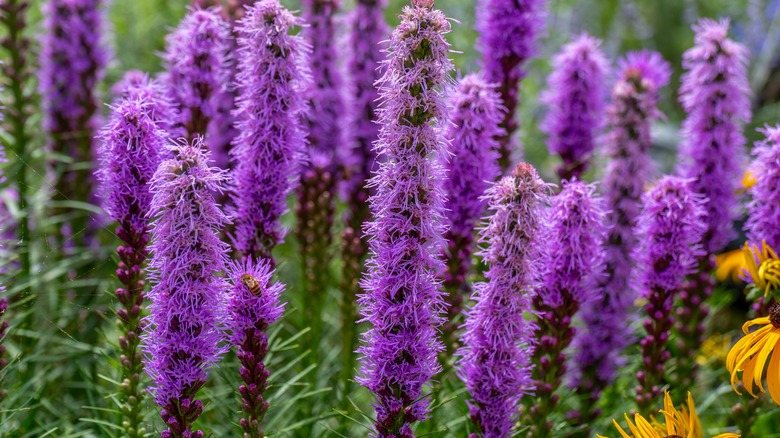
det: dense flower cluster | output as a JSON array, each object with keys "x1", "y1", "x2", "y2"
[
  {"x1": 357, "y1": 0, "x2": 452, "y2": 435},
  {"x1": 229, "y1": 0, "x2": 310, "y2": 262},
  {"x1": 541, "y1": 34, "x2": 609, "y2": 181},
  {"x1": 526, "y1": 180, "x2": 606, "y2": 437},
  {"x1": 442, "y1": 73, "x2": 502, "y2": 346},
  {"x1": 459, "y1": 163, "x2": 547, "y2": 438},
  {"x1": 572, "y1": 50, "x2": 671, "y2": 418},
  {"x1": 477, "y1": 0, "x2": 546, "y2": 170},
  {"x1": 635, "y1": 176, "x2": 706, "y2": 414},
  {"x1": 747, "y1": 126, "x2": 780, "y2": 250},
  {"x1": 143, "y1": 140, "x2": 230, "y2": 438}
]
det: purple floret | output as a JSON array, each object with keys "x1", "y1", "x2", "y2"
[
  {"x1": 458, "y1": 163, "x2": 548, "y2": 438},
  {"x1": 477, "y1": 0, "x2": 547, "y2": 170},
  {"x1": 143, "y1": 139, "x2": 230, "y2": 438},
  {"x1": 356, "y1": 1, "x2": 452, "y2": 436},
  {"x1": 541, "y1": 34, "x2": 609, "y2": 181},
  {"x1": 229, "y1": 0, "x2": 310, "y2": 262},
  {"x1": 746, "y1": 126, "x2": 780, "y2": 249}
]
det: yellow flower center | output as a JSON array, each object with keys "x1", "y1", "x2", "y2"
[{"x1": 771, "y1": 304, "x2": 780, "y2": 328}]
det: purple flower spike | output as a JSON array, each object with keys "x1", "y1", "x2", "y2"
[
  {"x1": 746, "y1": 126, "x2": 780, "y2": 250},
  {"x1": 97, "y1": 94, "x2": 168, "y2": 437},
  {"x1": 442, "y1": 73, "x2": 503, "y2": 349},
  {"x1": 40, "y1": 0, "x2": 108, "y2": 246},
  {"x1": 524, "y1": 180, "x2": 606, "y2": 437},
  {"x1": 541, "y1": 34, "x2": 609, "y2": 181},
  {"x1": 357, "y1": 1, "x2": 452, "y2": 436},
  {"x1": 570, "y1": 50, "x2": 670, "y2": 425},
  {"x1": 634, "y1": 176, "x2": 706, "y2": 414},
  {"x1": 229, "y1": 0, "x2": 310, "y2": 262},
  {"x1": 227, "y1": 256, "x2": 285, "y2": 438},
  {"x1": 675, "y1": 18, "x2": 751, "y2": 391},
  {"x1": 477, "y1": 0, "x2": 547, "y2": 171},
  {"x1": 163, "y1": 7, "x2": 233, "y2": 148},
  {"x1": 458, "y1": 163, "x2": 548, "y2": 438},
  {"x1": 340, "y1": 0, "x2": 388, "y2": 401},
  {"x1": 113, "y1": 71, "x2": 176, "y2": 136},
  {"x1": 143, "y1": 139, "x2": 230, "y2": 438}
]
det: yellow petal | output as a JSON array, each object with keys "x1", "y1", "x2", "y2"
[{"x1": 767, "y1": 340, "x2": 780, "y2": 405}]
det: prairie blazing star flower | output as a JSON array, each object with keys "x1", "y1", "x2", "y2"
[
  {"x1": 541, "y1": 33, "x2": 609, "y2": 181},
  {"x1": 226, "y1": 256, "x2": 284, "y2": 437},
  {"x1": 597, "y1": 391, "x2": 739, "y2": 438},
  {"x1": 357, "y1": 0, "x2": 452, "y2": 435},
  {"x1": 459, "y1": 163, "x2": 548, "y2": 438},
  {"x1": 143, "y1": 138, "x2": 230, "y2": 438},
  {"x1": 675, "y1": 19, "x2": 751, "y2": 390},
  {"x1": 477, "y1": 0, "x2": 547, "y2": 170},
  {"x1": 635, "y1": 177, "x2": 706, "y2": 413},
  {"x1": 727, "y1": 304, "x2": 780, "y2": 405},
  {"x1": 441, "y1": 73, "x2": 502, "y2": 349},
  {"x1": 746, "y1": 126, "x2": 780, "y2": 250},
  {"x1": 162, "y1": 8, "x2": 232, "y2": 145},
  {"x1": 571, "y1": 51, "x2": 670, "y2": 423},
  {"x1": 525, "y1": 180, "x2": 606, "y2": 437},
  {"x1": 229, "y1": 0, "x2": 310, "y2": 262}
]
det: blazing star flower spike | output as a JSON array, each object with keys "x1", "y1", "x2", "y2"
[
  {"x1": 525, "y1": 179, "x2": 606, "y2": 437},
  {"x1": 229, "y1": 0, "x2": 310, "y2": 262},
  {"x1": 459, "y1": 163, "x2": 548, "y2": 438},
  {"x1": 356, "y1": 0, "x2": 452, "y2": 435},
  {"x1": 226, "y1": 256, "x2": 285, "y2": 437},
  {"x1": 570, "y1": 50, "x2": 671, "y2": 423},
  {"x1": 143, "y1": 138, "x2": 230, "y2": 438},
  {"x1": 635, "y1": 176, "x2": 706, "y2": 413},
  {"x1": 541, "y1": 34, "x2": 609, "y2": 181},
  {"x1": 162, "y1": 7, "x2": 233, "y2": 144},
  {"x1": 441, "y1": 73, "x2": 503, "y2": 346},
  {"x1": 746, "y1": 125, "x2": 780, "y2": 250},
  {"x1": 477, "y1": 0, "x2": 547, "y2": 170}
]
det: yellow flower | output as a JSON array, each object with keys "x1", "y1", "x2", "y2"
[
  {"x1": 742, "y1": 241, "x2": 780, "y2": 297},
  {"x1": 696, "y1": 334, "x2": 731, "y2": 366},
  {"x1": 715, "y1": 248, "x2": 746, "y2": 283},
  {"x1": 726, "y1": 305, "x2": 780, "y2": 405},
  {"x1": 597, "y1": 391, "x2": 739, "y2": 438},
  {"x1": 740, "y1": 170, "x2": 756, "y2": 192}
]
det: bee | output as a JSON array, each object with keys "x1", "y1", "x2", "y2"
[{"x1": 241, "y1": 273, "x2": 261, "y2": 296}]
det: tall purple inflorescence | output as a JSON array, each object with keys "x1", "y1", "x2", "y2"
[
  {"x1": 675, "y1": 18, "x2": 751, "y2": 391},
  {"x1": 340, "y1": 0, "x2": 388, "y2": 407},
  {"x1": 477, "y1": 0, "x2": 546, "y2": 171},
  {"x1": 97, "y1": 94, "x2": 168, "y2": 438},
  {"x1": 441, "y1": 73, "x2": 502, "y2": 350},
  {"x1": 114, "y1": 72, "x2": 176, "y2": 136},
  {"x1": 746, "y1": 126, "x2": 780, "y2": 252},
  {"x1": 570, "y1": 50, "x2": 670, "y2": 427},
  {"x1": 226, "y1": 257, "x2": 285, "y2": 438},
  {"x1": 162, "y1": 7, "x2": 232, "y2": 162},
  {"x1": 357, "y1": 1, "x2": 452, "y2": 435},
  {"x1": 458, "y1": 163, "x2": 547, "y2": 438},
  {"x1": 296, "y1": 0, "x2": 346, "y2": 362},
  {"x1": 541, "y1": 34, "x2": 609, "y2": 182},
  {"x1": 229, "y1": 0, "x2": 309, "y2": 263},
  {"x1": 40, "y1": 0, "x2": 107, "y2": 246},
  {"x1": 524, "y1": 180, "x2": 606, "y2": 438},
  {"x1": 143, "y1": 139, "x2": 230, "y2": 438},
  {"x1": 635, "y1": 176, "x2": 705, "y2": 414}
]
